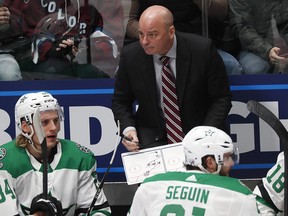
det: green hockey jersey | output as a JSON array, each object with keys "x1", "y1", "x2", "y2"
[{"x1": 0, "y1": 139, "x2": 111, "y2": 216}]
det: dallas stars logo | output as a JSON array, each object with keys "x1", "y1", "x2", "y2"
[
  {"x1": 19, "y1": 95, "x2": 27, "y2": 104},
  {"x1": 204, "y1": 129, "x2": 215, "y2": 137},
  {"x1": 0, "y1": 148, "x2": 7, "y2": 160},
  {"x1": 76, "y1": 143, "x2": 91, "y2": 154}
]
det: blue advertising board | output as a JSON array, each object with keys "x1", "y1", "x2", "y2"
[{"x1": 0, "y1": 74, "x2": 288, "y2": 181}]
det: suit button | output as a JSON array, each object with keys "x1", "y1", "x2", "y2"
[{"x1": 155, "y1": 136, "x2": 159, "y2": 141}]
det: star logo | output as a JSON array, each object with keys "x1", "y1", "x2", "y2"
[
  {"x1": 205, "y1": 129, "x2": 215, "y2": 137},
  {"x1": 19, "y1": 95, "x2": 27, "y2": 104}
]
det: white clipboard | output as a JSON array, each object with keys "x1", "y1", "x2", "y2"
[{"x1": 121, "y1": 143, "x2": 185, "y2": 185}]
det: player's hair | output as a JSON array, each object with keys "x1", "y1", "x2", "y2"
[
  {"x1": 16, "y1": 134, "x2": 31, "y2": 148},
  {"x1": 185, "y1": 155, "x2": 215, "y2": 170}
]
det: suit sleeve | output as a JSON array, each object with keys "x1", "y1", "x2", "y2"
[
  {"x1": 112, "y1": 45, "x2": 137, "y2": 134},
  {"x1": 203, "y1": 39, "x2": 232, "y2": 129}
]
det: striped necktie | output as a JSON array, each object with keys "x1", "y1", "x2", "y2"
[{"x1": 160, "y1": 56, "x2": 184, "y2": 144}]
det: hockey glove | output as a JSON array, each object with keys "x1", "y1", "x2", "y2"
[{"x1": 30, "y1": 193, "x2": 62, "y2": 216}]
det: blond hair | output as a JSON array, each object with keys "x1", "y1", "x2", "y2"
[{"x1": 16, "y1": 134, "x2": 30, "y2": 148}]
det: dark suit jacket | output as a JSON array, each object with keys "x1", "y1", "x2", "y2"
[{"x1": 112, "y1": 32, "x2": 232, "y2": 149}]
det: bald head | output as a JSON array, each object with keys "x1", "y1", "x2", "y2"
[
  {"x1": 138, "y1": 6, "x2": 175, "y2": 55},
  {"x1": 139, "y1": 5, "x2": 174, "y2": 28}
]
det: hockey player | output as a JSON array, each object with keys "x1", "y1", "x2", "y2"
[
  {"x1": 127, "y1": 126, "x2": 261, "y2": 216},
  {"x1": 253, "y1": 151, "x2": 284, "y2": 215},
  {"x1": 0, "y1": 170, "x2": 18, "y2": 215},
  {"x1": 0, "y1": 92, "x2": 111, "y2": 215},
  {"x1": 0, "y1": 171, "x2": 61, "y2": 215}
]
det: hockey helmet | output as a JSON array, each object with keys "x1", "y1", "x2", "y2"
[
  {"x1": 183, "y1": 126, "x2": 239, "y2": 170},
  {"x1": 15, "y1": 91, "x2": 63, "y2": 129},
  {"x1": 34, "y1": 12, "x2": 80, "y2": 41}
]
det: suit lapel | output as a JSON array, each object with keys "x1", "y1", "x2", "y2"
[
  {"x1": 175, "y1": 34, "x2": 192, "y2": 109},
  {"x1": 141, "y1": 53, "x2": 159, "y2": 109}
]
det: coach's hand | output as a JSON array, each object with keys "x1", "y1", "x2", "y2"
[{"x1": 122, "y1": 130, "x2": 139, "y2": 152}]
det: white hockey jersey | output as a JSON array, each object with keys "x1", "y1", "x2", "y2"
[
  {"x1": 0, "y1": 139, "x2": 111, "y2": 216},
  {"x1": 253, "y1": 152, "x2": 284, "y2": 216},
  {"x1": 0, "y1": 172, "x2": 18, "y2": 215},
  {"x1": 128, "y1": 170, "x2": 260, "y2": 216}
]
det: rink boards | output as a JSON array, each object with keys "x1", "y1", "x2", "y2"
[{"x1": 0, "y1": 74, "x2": 287, "y2": 185}]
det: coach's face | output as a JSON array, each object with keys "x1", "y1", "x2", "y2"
[
  {"x1": 138, "y1": 6, "x2": 175, "y2": 55},
  {"x1": 139, "y1": 22, "x2": 174, "y2": 55}
]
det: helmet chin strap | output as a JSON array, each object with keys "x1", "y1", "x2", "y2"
[
  {"x1": 198, "y1": 164, "x2": 221, "y2": 174},
  {"x1": 22, "y1": 125, "x2": 42, "y2": 154}
]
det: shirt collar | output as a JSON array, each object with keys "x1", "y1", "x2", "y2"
[{"x1": 155, "y1": 35, "x2": 177, "y2": 60}]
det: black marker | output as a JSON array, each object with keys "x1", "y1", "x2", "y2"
[{"x1": 122, "y1": 135, "x2": 139, "y2": 144}]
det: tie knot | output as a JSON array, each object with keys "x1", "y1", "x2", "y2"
[{"x1": 160, "y1": 56, "x2": 170, "y2": 66}]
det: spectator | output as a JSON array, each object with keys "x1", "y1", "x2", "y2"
[
  {"x1": 112, "y1": 5, "x2": 232, "y2": 151},
  {"x1": 127, "y1": 126, "x2": 260, "y2": 215},
  {"x1": 0, "y1": 91, "x2": 111, "y2": 215},
  {"x1": 29, "y1": 1, "x2": 109, "y2": 78},
  {"x1": 93, "y1": 0, "x2": 126, "y2": 77},
  {"x1": 2, "y1": 1, "x2": 111, "y2": 80},
  {"x1": 0, "y1": 5, "x2": 29, "y2": 81},
  {"x1": 229, "y1": 0, "x2": 288, "y2": 74},
  {"x1": 124, "y1": 0, "x2": 243, "y2": 75},
  {"x1": 253, "y1": 151, "x2": 284, "y2": 215},
  {"x1": 24, "y1": 1, "x2": 111, "y2": 79}
]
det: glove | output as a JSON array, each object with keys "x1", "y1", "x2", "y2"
[
  {"x1": 47, "y1": 40, "x2": 73, "y2": 57},
  {"x1": 47, "y1": 35, "x2": 79, "y2": 58},
  {"x1": 30, "y1": 193, "x2": 62, "y2": 216}
]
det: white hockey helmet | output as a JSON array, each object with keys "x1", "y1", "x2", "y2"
[
  {"x1": 183, "y1": 126, "x2": 239, "y2": 173},
  {"x1": 15, "y1": 91, "x2": 63, "y2": 129}
]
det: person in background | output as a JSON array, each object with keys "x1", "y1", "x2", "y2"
[
  {"x1": 92, "y1": 0, "x2": 126, "y2": 77},
  {"x1": 125, "y1": 0, "x2": 243, "y2": 75},
  {"x1": 112, "y1": 5, "x2": 232, "y2": 151},
  {"x1": 127, "y1": 126, "x2": 260, "y2": 216},
  {"x1": 0, "y1": 91, "x2": 111, "y2": 215},
  {"x1": 253, "y1": 151, "x2": 284, "y2": 215},
  {"x1": 0, "y1": 4, "x2": 28, "y2": 81},
  {"x1": 229, "y1": 0, "x2": 288, "y2": 74},
  {"x1": 22, "y1": 0, "x2": 111, "y2": 79},
  {"x1": 1, "y1": 0, "x2": 111, "y2": 80}
]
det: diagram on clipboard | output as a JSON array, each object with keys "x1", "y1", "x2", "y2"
[{"x1": 121, "y1": 143, "x2": 185, "y2": 185}]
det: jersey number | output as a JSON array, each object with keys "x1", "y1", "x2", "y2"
[
  {"x1": 0, "y1": 179, "x2": 16, "y2": 203},
  {"x1": 160, "y1": 204, "x2": 205, "y2": 216},
  {"x1": 266, "y1": 164, "x2": 284, "y2": 193}
]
